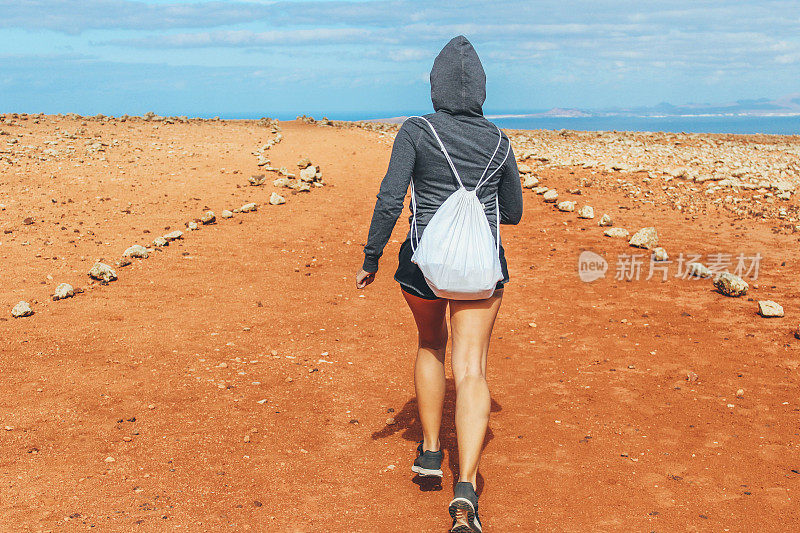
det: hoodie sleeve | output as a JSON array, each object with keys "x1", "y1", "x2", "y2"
[
  {"x1": 362, "y1": 122, "x2": 417, "y2": 273},
  {"x1": 498, "y1": 140, "x2": 523, "y2": 225}
]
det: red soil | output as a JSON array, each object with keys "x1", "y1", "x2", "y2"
[{"x1": 1, "y1": 118, "x2": 798, "y2": 531}]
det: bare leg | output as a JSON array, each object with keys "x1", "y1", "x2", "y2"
[
  {"x1": 402, "y1": 289, "x2": 448, "y2": 452},
  {"x1": 449, "y1": 290, "x2": 503, "y2": 488}
]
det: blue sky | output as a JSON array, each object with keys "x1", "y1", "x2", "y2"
[{"x1": 1, "y1": 0, "x2": 799, "y2": 118}]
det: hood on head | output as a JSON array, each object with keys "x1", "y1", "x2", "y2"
[{"x1": 430, "y1": 35, "x2": 486, "y2": 117}]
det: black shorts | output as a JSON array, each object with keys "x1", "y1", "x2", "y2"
[{"x1": 393, "y1": 239, "x2": 509, "y2": 300}]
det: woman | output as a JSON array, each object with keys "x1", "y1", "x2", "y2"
[{"x1": 355, "y1": 35, "x2": 523, "y2": 532}]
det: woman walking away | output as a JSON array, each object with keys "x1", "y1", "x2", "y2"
[{"x1": 355, "y1": 35, "x2": 523, "y2": 532}]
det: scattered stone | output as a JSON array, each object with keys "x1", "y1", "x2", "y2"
[
  {"x1": 598, "y1": 213, "x2": 613, "y2": 227},
  {"x1": 629, "y1": 227, "x2": 659, "y2": 249},
  {"x1": 163, "y1": 230, "x2": 183, "y2": 241},
  {"x1": 522, "y1": 175, "x2": 539, "y2": 188},
  {"x1": 53, "y1": 283, "x2": 74, "y2": 301},
  {"x1": 152, "y1": 236, "x2": 168, "y2": 247},
  {"x1": 603, "y1": 227, "x2": 630, "y2": 238},
  {"x1": 686, "y1": 371, "x2": 699, "y2": 382},
  {"x1": 713, "y1": 272, "x2": 749, "y2": 297},
  {"x1": 577, "y1": 205, "x2": 594, "y2": 219},
  {"x1": 794, "y1": 324, "x2": 800, "y2": 339},
  {"x1": 122, "y1": 244, "x2": 148, "y2": 259},
  {"x1": 297, "y1": 157, "x2": 312, "y2": 169},
  {"x1": 557, "y1": 200, "x2": 575, "y2": 212},
  {"x1": 117, "y1": 257, "x2": 132, "y2": 268},
  {"x1": 104, "y1": 456, "x2": 115, "y2": 463},
  {"x1": 88, "y1": 262, "x2": 117, "y2": 282},
  {"x1": 687, "y1": 262, "x2": 712, "y2": 278},
  {"x1": 533, "y1": 186, "x2": 549, "y2": 194},
  {"x1": 269, "y1": 192, "x2": 286, "y2": 205},
  {"x1": 249, "y1": 174, "x2": 267, "y2": 186},
  {"x1": 187, "y1": 221, "x2": 198, "y2": 230},
  {"x1": 240, "y1": 202, "x2": 257, "y2": 213},
  {"x1": 543, "y1": 189, "x2": 558, "y2": 203},
  {"x1": 11, "y1": 301, "x2": 33, "y2": 318},
  {"x1": 221, "y1": 210, "x2": 233, "y2": 219},
  {"x1": 758, "y1": 300, "x2": 784, "y2": 318},
  {"x1": 297, "y1": 182, "x2": 311, "y2": 192},
  {"x1": 201, "y1": 211, "x2": 216, "y2": 225},
  {"x1": 652, "y1": 247, "x2": 669, "y2": 261},
  {"x1": 299, "y1": 166, "x2": 317, "y2": 182},
  {"x1": 23, "y1": 217, "x2": 34, "y2": 225},
  {"x1": 273, "y1": 177, "x2": 291, "y2": 188}
]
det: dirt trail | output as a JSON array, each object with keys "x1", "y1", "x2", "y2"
[{"x1": 1, "y1": 119, "x2": 799, "y2": 531}]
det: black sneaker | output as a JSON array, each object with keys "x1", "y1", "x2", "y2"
[
  {"x1": 411, "y1": 441, "x2": 443, "y2": 478},
  {"x1": 449, "y1": 481, "x2": 482, "y2": 532}
]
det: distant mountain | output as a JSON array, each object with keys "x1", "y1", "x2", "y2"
[{"x1": 487, "y1": 94, "x2": 800, "y2": 119}]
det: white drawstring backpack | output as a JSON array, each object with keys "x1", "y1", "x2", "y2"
[{"x1": 407, "y1": 116, "x2": 510, "y2": 300}]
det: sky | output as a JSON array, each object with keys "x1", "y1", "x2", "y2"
[{"x1": 0, "y1": 0, "x2": 799, "y2": 119}]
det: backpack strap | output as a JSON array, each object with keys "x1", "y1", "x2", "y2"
[
  {"x1": 408, "y1": 115, "x2": 464, "y2": 189},
  {"x1": 474, "y1": 130, "x2": 510, "y2": 192}
]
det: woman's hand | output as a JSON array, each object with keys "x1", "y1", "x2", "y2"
[{"x1": 356, "y1": 269, "x2": 376, "y2": 289}]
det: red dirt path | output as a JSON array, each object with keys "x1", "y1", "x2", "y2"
[{"x1": 1, "y1": 119, "x2": 799, "y2": 532}]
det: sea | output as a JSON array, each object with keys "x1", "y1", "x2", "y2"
[
  {"x1": 223, "y1": 113, "x2": 800, "y2": 135},
  {"x1": 485, "y1": 115, "x2": 800, "y2": 135}
]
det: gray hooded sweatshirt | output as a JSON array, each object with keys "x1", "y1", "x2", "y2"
[{"x1": 362, "y1": 35, "x2": 523, "y2": 273}]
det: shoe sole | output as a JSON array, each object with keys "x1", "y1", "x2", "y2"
[
  {"x1": 411, "y1": 465, "x2": 443, "y2": 478},
  {"x1": 449, "y1": 497, "x2": 481, "y2": 533}
]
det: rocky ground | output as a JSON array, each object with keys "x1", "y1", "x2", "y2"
[{"x1": 1, "y1": 114, "x2": 799, "y2": 531}]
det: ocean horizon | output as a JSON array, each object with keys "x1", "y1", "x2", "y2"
[{"x1": 212, "y1": 112, "x2": 800, "y2": 135}]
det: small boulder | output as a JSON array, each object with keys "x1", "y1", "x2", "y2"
[
  {"x1": 533, "y1": 186, "x2": 550, "y2": 194},
  {"x1": 273, "y1": 177, "x2": 291, "y2": 188},
  {"x1": 598, "y1": 214, "x2": 613, "y2": 227},
  {"x1": 557, "y1": 200, "x2": 575, "y2": 212},
  {"x1": 577, "y1": 205, "x2": 594, "y2": 219},
  {"x1": 269, "y1": 192, "x2": 286, "y2": 205},
  {"x1": 652, "y1": 247, "x2": 669, "y2": 262},
  {"x1": 249, "y1": 174, "x2": 267, "y2": 186},
  {"x1": 629, "y1": 227, "x2": 658, "y2": 249},
  {"x1": 53, "y1": 283, "x2": 74, "y2": 301},
  {"x1": 758, "y1": 300, "x2": 784, "y2": 318},
  {"x1": 543, "y1": 189, "x2": 558, "y2": 203},
  {"x1": 152, "y1": 236, "x2": 168, "y2": 247},
  {"x1": 163, "y1": 230, "x2": 183, "y2": 241},
  {"x1": 713, "y1": 272, "x2": 748, "y2": 297},
  {"x1": 687, "y1": 262, "x2": 712, "y2": 278},
  {"x1": 88, "y1": 262, "x2": 117, "y2": 282},
  {"x1": 11, "y1": 301, "x2": 33, "y2": 317},
  {"x1": 299, "y1": 166, "x2": 317, "y2": 183},
  {"x1": 603, "y1": 228, "x2": 630, "y2": 238},
  {"x1": 201, "y1": 210, "x2": 216, "y2": 225},
  {"x1": 122, "y1": 244, "x2": 148, "y2": 259},
  {"x1": 221, "y1": 210, "x2": 234, "y2": 219},
  {"x1": 240, "y1": 202, "x2": 257, "y2": 213},
  {"x1": 522, "y1": 175, "x2": 539, "y2": 188}
]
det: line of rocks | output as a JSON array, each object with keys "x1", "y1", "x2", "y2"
[
  {"x1": 524, "y1": 161, "x2": 794, "y2": 331},
  {"x1": 9, "y1": 120, "x2": 296, "y2": 319}
]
